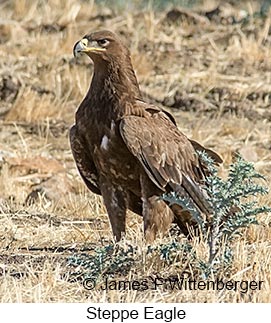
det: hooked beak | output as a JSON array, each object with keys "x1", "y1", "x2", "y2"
[{"x1": 73, "y1": 38, "x2": 106, "y2": 57}]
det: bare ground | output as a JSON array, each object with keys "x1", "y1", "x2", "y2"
[{"x1": 0, "y1": 0, "x2": 271, "y2": 302}]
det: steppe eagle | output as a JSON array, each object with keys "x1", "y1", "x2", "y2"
[{"x1": 71, "y1": 30, "x2": 222, "y2": 242}]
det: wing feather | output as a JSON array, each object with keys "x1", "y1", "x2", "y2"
[
  {"x1": 69, "y1": 125, "x2": 101, "y2": 195},
  {"x1": 119, "y1": 107, "x2": 212, "y2": 214}
]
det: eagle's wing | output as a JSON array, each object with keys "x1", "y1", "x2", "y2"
[
  {"x1": 119, "y1": 109, "x2": 212, "y2": 214},
  {"x1": 137, "y1": 99, "x2": 222, "y2": 165},
  {"x1": 69, "y1": 125, "x2": 101, "y2": 195},
  {"x1": 189, "y1": 139, "x2": 223, "y2": 165}
]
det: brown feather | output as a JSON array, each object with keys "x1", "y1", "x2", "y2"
[{"x1": 70, "y1": 30, "x2": 222, "y2": 242}]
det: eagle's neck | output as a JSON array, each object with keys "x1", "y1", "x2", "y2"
[{"x1": 88, "y1": 58, "x2": 141, "y2": 118}]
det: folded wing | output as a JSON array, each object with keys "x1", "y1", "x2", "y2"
[
  {"x1": 119, "y1": 109, "x2": 212, "y2": 214},
  {"x1": 69, "y1": 125, "x2": 101, "y2": 195}
]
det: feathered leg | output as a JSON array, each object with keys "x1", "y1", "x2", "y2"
[
  {"x1": 99, "y1": 180, "x2": 127, "y2": 241},
  {"x1": 140, "y1": 173, "x2": 174, "y2": 242}
]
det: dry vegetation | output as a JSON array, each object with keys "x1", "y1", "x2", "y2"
[{"x1": 0, "y1": 0, "x2": 271, "y2": 302}]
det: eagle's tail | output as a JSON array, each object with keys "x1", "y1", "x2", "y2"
[
  {"x1": 181, "y1": 174, "x2": 212, "y2": 216},
  {"x1": 168, "y1": 174, "x2": 212, "y2": 235}
]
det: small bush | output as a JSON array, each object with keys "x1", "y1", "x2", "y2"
[{"x1": 163, "y1": 152, "x2": 270, "y2": 277}]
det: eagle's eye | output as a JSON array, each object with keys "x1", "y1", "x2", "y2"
[{"x1": 97, "y1": 39, "x2": 109, "y2": 47}]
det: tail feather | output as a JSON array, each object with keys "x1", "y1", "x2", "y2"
[
  {"x1": 181, "y1": 174, "x2": 212, "y2": 216},
  {"x1": 169, "y1": 176, "x2": 211, "y2": 216}
]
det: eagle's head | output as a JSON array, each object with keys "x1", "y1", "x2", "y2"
[
  {"x1": 73, "y1": 30, "x2": 141, "y2": 98},
  {"x1": 73, "y1": 30, "x2": 129, "y2": 64}
]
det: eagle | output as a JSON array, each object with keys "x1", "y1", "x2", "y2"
[{"x1": 71, "y1": 30, "x2": 222, "y2": 242}]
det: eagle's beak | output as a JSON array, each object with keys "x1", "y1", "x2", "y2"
[{"x1": 73, "y1": 38, "x2": 106, "y2": 57}]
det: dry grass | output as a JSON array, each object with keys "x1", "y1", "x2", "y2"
[{"x1": 0, "y1": 0, "x2": 271, "y2": 302}]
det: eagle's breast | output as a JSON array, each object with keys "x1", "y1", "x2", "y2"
[{"x1": 92, "y1": 121, "x2": 140, "y2": 191}]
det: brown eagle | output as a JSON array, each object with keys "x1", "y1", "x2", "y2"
[{"x1": 71, "y1": 30, "x2": 222, "y2": 242}]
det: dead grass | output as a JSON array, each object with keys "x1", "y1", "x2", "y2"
[{"x1": 0, "y1": 0, "x2": 271, "y2": 302}]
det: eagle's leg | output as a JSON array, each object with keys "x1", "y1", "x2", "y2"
[
  {"x1": 99, "y1": 181, "x2": 127, "y2": 241},
  {"x1": 140, "y1": 173, "x2": 174, "y2": 242}
]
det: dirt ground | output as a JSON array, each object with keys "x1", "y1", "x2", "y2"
[{"x1": 0, "y1": 0, "x2": 271, "y2": 302}]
